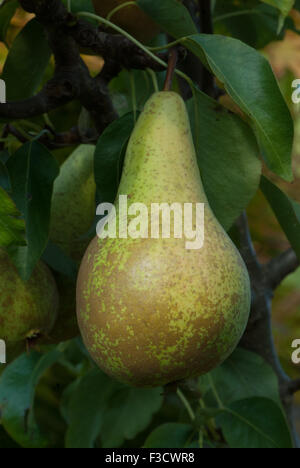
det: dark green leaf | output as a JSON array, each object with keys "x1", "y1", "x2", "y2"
[
  {"x1": 0, "y1": 186, "x2": 25, "y2": 248},
  {"x1": 144, "y1": 423, "x2": 194, "y2": 449},
  {"x1": 217, "y1": 397, "x2": 293, "y2": 448},
  {"x1": 100, "y1": 386, "x2": 163, "y2": 448},
  {"x1": 6, "y1": 141, "x2": 59, "y2": 280},
  {"x1": 95, "y1": 113, "x2": 135, "y2": 204},
  {"x1": 137, "y1": 0, "x2": 197, "y2": 38},
  {"x1": 0, "y1": 350, "x2": 62, "y2": 448},
  {"x1": 261, "y1": 0, "x2": 294, "y2": 18},
  {"x1": 187, "y1": 90, "x2": 261, "y2": 230},
  {"x1": 0, "y1": 425, "x2": 20, "y2": 448},
  {"x1": 183, "y1": 34, "x2": 294, "y2": 181},
  {"x1": 65, "y1": 369, "x2": 118, "y2": 448},
  {"x1": 260, "y1": 176, "x2": 300, "y2": 260},
  {"x1": 61, "y1": 0, "x2": 95, "y2": 13},
  {"x1": 0, "y1": 159, "x2": 10, "y2": 191},
  {"x1": 110, "y1": 69, "x2": 160, "y2": 116},
  {"x1": 0, "y1": 0, "x2": 18, "y2": 43},
  {"x1": 213, "y1": 2, "x2": 290, "y2": 49},
  {"x1": 42, "y1": 241, "x2": 78, "y2": 281},
  {"x1": 2, "y1": 19, "x2": 51, "y2": 102},
  {"x1": 209, "y1": 348, "x2": 281, "y2": 405},
  {"x1": 66, "y1": 367, "x2": 163, "y2": 448}
]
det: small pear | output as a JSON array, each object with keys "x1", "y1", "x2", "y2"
[
  {"x1": 77, "y1": 92, "x2": 251, "y2": 387},
  {"x1": 0, "y1": 249, "x2": 59, "y2": 361},
  {"x1": 48, "y1": 145, "x2": 96, "y2": 343}
]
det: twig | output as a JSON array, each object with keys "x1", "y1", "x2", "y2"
[
  {"x1": 1, "y1": 0, "x2": 174, "y2": 129},
  {"x1": 265, "y1": 249, "x2": 300, "y2": 290},
  {"x1": 236, "y1": 212, "x2": 300, "y2": 448},
  {"x1": 287, "y1": 379, "x2": 300, "y2": 395}
]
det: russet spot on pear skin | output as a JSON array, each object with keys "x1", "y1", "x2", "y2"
[{"x1": 76, "y1": 92, "x2": 251, "y2": 388}]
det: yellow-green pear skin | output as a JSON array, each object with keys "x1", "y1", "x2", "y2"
[
  {"x1": 50, "y1": 144, "x2": 96, "y2": 262},
  {"x1": 0, "y1": 250, "x2": 59, "y2": 361},
  {"x1": 77, "y1": 92, "x2": 251, "y2": 388}
]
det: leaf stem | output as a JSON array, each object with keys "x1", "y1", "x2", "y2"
[
  {"x1": 147, "y1": 69, "x2": 159, "y2": 93},
  {"x1": 177, "y1": 388, "x2": 196, "y2": 422},
  {"x1": 106, "y1": 1, "x2": 137, "y2": 22},
  {"x1": 208, "y1": 374, "x2": 224, "y2": 409}
]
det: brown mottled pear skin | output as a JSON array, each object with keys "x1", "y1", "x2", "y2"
[
  {"x1": 92, "y1": 0, "x2": 159, "y2": 42},
  {"x1": 0, "y1": 250, "x2": 59, "y2": 361},
  {"x1": 77, "y1": 92, "x2": 251, "y2": 388}
]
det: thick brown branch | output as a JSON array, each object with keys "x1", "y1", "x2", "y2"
[
  {"x1": 288, "y1": 379, "x2": 300, "y2": 395},
  {"x1": 265, "y1": 249, "x2": 300, "y2": 290},
  {"x1": 236, "y1": 212, "x2": 300, "y2": 447}
]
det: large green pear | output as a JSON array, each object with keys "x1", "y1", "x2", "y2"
[
  {"x1": 77, "y1": 92, "x2": 251, "y2": 387},
  {"x1": 0, "y1": 250, "x2": 59, "y2": 362},
  {"x1": 47, "y1": 145, "x2": 96, "y2": 343}
]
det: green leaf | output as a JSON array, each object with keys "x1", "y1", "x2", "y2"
[
  {"x1": 208, "y1": 348, "x2": 281, "y2": 405},
  {"x1": 183, "y1": 34, "x2": 294, "y2": 181},
  {"x1": 187, "y1": 90, "x2": 261, "y2": 231},
  {"x1": 213, "y1": 2, "x2": 289, "y2": 49},
  {"x1": 65, "y1": 369, "x2": 119, "y2": 448},
  {"x1": 94, "y1": 112, "x2": 135, "y2": 204},
  {"x1": 100, "y1": 386, "x2": 163, "y2": 448},
  {"x1": 0, "y1": 159, "x2": 10, "y2": 191},
  {"x1": 66, "y1": 368, "x2": 163, "y2": 448},
  {"x1": 0, "y1": 0, "x2": 18, "y2": 43},
  {"x1": 110, "y1": 69, "x2": 161, "y2": 116},
  {"x1": 260, "y1": 176, "x2": 300, "y2": 260},
  {"x1": 0, "y1": 350, "x2": 62, "y2": 448},
  {"x1": 144, "y1": 423, "x2": 194, "y2": 449},
  {"x1": 2, "y1": 19, "x2": 51, "y2": 102},
  {"x1": 260, "y1": 0, "x2": 294, "y2": 18},
  {"x1": 42, "y1": 241, "x2": 78, "y2": 281},
  {"x1": 0, "y1": 425, "x2": 20, "y2": 448},
  {"x1": 0, "y1": 186, "x2": 25, "y2": 248},
  {"x1": 137, "y1": 0, "x2": 198, "y2": 38},
  {"x1": 61, "y1": 0, "x2": 95, "y2": 14},
  {"x1": 6, "y1": 141, "x2": 59, "y2": 280},
  {"x1": 217, "y1": 397, "x2": 293, "y2": 448}
]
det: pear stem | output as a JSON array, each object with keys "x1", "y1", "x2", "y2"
[
  {"x1": 177, "y1": 388, "x2": 196, "y2": 422},
  {"x1": 163, "y1": 48, "x2": 178, "y2": 92}
]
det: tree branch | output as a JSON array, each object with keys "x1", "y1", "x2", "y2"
[
  {"x1": 236, "y1": 212, "x2": 300, "y2": 448},
  {"x1": 287, "y1": 379, "x2": 300, "y2": 395},
  {"x1": 265, "y1": 249, "x2": 300, "y2": 290}
]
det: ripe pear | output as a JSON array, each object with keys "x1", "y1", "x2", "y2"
[
  {"x1": 92, "y1": 0, "x2": 159, "y2": 43},
  {"x1": 77, "y1": 92, "x2": 251, "y2": 388},
  {"x1": 48, "y1": 145, "x2": 96, "y2": 343},
  {"x1": 0, "y1": 250, "x2": 59, "y2": 361}
]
